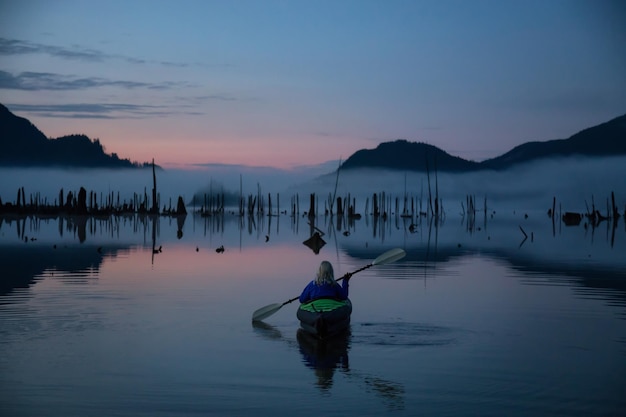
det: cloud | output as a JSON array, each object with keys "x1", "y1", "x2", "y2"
[
  {"x1": 194, "y1": 94, "x2": 238, "y2": 102},
  {"x1": 0, "y1": 70, "x2": 188, "y2": 91},
  {"x1": 0, "y1": 37, "x2": 106, "y2": 62},
  {"x1": 0, "y1": 37, "x2": 193, "y2": 67},
  {"x1": 5, "y1": 102, "x2": 187, "y2": 119},
  {"x1": 0, "y1": 37, "x2": 229, "y2": 69}
]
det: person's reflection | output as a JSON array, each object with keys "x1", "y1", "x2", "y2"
[
  {"x1": 252, "y1": 321, "x2": 404, "y2": 408},
  {"x1": 296, "y1": 329, "x2": 350, "y2": 391},
  {"x1": 252, "y1": 321, "x2": 351, "y2": 391}
]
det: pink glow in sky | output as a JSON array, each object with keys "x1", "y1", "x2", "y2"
[{"x1": 1, "y1": 1, "x2": 625, "y2": 169}]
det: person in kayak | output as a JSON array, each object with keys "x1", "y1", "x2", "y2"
[{"x1": 299, "y1": 261, "x2": 352, "y2": 303}]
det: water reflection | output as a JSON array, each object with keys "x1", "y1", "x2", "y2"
[
  {"x1": 2, "y1": 206, "x2": 625, "y2": 415},
  {"x1": 2, "y1": 206, "x2": 624, "y2": 252},
  {"x1": 296, "y1": 329, "x2": 350, "y2": 391},
  {"x1": 0, "y1": 243, "x2": 132, "y2": 300},
  {"x1": 252, "y1": 321, "x2": 405, "y2": 409},
  {"x1": 2, "y1": 209, "x2": 626, "y2": 314}
]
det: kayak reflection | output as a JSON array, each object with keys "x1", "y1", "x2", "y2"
[
  {"x1": 296, "y1": 328, "x2": 350, "y2": 391},
  {"x1": 252, "y1": 321, "x2": 404, "y2": 409},
  {"x1": 252, "y1": 321, "x2": 350, "y2": 391}
]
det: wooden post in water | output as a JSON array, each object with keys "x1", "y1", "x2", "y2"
[
  {"x1": 426, "y1": 156, "x2": 433, "y2": 217},
  {"x1": 308, "y1": 193, "x2": 315, "y2": 218},
  {"x1": 484, "y1": 196, "x2": 488, "y2": 229},
  {"x1": 434, "y1": 157, "x2": 439, "y2": 218},
  {"x1": 372, "y1": 193, "x2": 378, "y2": 217},
  {"x1": 150, "y1": 159, "x2": 158, "y2": 214},
  {"x1": 239, "y1": 174, "x2": 243, "y2": 216},
  {"x1": 382, "y1": 191, "x2": 386, "y2": 217}
]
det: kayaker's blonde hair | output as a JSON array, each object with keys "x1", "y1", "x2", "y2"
[{"x1": 315, "y1": 261, "x2": 336, "y2": 285}]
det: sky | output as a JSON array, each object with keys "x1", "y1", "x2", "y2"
[{"x1": 1, "y1": 0, "x2": 625, "y2": 170}]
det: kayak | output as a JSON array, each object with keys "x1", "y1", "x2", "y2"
[{"x1": 296, "y1": 298, "x2": 352, "y2": 339}]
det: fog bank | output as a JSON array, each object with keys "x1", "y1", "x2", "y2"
[
  {"x1": 1, "y1": 156, "x2": 625, "y2": 213},
  {"x1": 0, "y1": 162, "x2": 335, "y2": 207},
  {"x1": 293, "y1": 156, "x2": 626, "y2": 213}
]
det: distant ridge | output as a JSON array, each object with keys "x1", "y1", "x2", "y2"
[
  {"x1": 2, "y1": 101, "x2": 624, "y2": 172},
  {"x1": 340, "y1": 139, "x2": 481, "y2": 172},
  {"x1": 340, "y1": 113, "x2": 626, "y2": 172},
  {"x1": 481, "y1": 113, "x2": 626, "y2": 170},
  {"x1": 0, "y1": 103, "x2": 153, "y2": 168}
]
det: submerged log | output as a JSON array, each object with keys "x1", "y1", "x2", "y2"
[
  {"x1": 562, "y1": 212, "x2": 582, "y2": 226},
  {"x1": 77, "y1": 187, "x2": 88, "y2": 214},
  {"x1": 303, "y1": 232, "x2": 326, "y2": 254},
  {"x1": 176, "y1": 196, "x2": 187, "y2": 215}
]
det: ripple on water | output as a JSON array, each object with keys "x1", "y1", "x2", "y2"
[{"x1": 352, "y1": 321, "x2": 460, "y2": 347}]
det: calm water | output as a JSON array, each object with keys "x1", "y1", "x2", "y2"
[{"x1": 1, "y1": 210, "x2": 625, "y2": 417}]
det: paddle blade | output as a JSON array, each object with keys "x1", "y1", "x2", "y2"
[
  {"x1": 252, "y1": 303, "x2": 283, "y2": 322},
  {"x1": 373, "y1": 248, "x2": 406, "y2": 265}
]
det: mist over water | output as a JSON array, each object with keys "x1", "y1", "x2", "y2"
[
  {"x1": 2, "y1": 157, "x2": 626, "y2": 417},
  {"x1": 295, "y1": 156, "x2": 626, "y2": 214},
  {"x1": 0, "y1": 163, "x2": 333, "y2": 207},
  {"x1": 2, "y1": 156, "x2": 625, "y2": 213}
]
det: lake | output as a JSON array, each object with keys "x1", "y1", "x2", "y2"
[{"x1": 1, "y1": 207, "x2": 625, "y2": 417}]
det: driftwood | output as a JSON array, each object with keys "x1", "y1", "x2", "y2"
[
  {"x1": 562, "y1": 212, "x2": 582, "y2": 226},
  {"x1": 303, "y1": 232, "x2": 326, "y2": 254}
]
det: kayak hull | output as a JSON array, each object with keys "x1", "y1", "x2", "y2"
[{"x1": 297, "y1": 298, "x2": 352, "y2": 339}]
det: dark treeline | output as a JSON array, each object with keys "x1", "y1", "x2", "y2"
[
  {"x1": 0, "y1": 185, "x2": 186, "y2": 217},
  {"x1": 0, "y1": 160, "x2": 184, "y2": 217},
  {"x1": 0, "y1": 104, "x2": 152, "y2": 168}
]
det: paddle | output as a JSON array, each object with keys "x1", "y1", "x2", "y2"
[{"x1": 251, "y1": 247, "x2": 406, "y2": 322}]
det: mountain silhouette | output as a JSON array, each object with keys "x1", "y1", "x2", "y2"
[
  {"x1": 0, "y1": 103, "x2": 152, "y2": 168},
  {"x1": 2, "y1": 102, "x2": 625, "y2": 171},
  {"x1": 340, "y1": 139, "x2": 481, "y2": 172},
  {"x1": 341, "y1": 113, "x2": 626, "y2": 172},
  {"x1": 481, "y1": 113, "x2": 626, "y2": 170}
]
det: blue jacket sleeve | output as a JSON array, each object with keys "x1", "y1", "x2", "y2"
[{"x1": 299, "y1": 281, "x2": 314, "y2": 303}]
